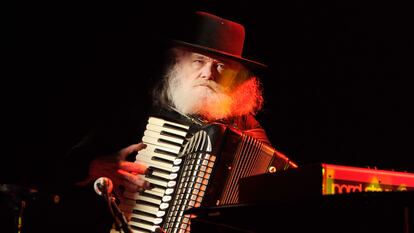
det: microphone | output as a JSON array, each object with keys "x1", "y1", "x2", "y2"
[
  {"x1": 93, "y1": 177, "x2": 133, "y2": 233},
  {"x1": 94, "y1": 177, "x2": 113, "y2": 196}
]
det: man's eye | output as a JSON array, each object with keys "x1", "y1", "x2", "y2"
[
  {"x1": 216, "y1": 63, "x2": 226, "y2": 72},
  {"x1": 193, "y1": 59, "x2": 205, "y2": 67}
]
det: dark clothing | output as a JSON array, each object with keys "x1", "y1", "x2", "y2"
[
  {"x1": 63, "y1": 105, "x2": 270, "y2": 185},
  {"x1": 54, "y1": 105, "x2": 269, "y2": 233}
]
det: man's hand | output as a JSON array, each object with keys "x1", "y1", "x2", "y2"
[{"x1": 79, "y1": 142, "x2": 151, "y2": 197}]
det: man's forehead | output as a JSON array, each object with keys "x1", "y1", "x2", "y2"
[{"x1": 189, "y1": 52, "x2": 240, "y2": 66}]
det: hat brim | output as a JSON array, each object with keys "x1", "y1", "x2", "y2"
[{"x1": 171, "y1": 40, "x2": 267, "y2": 69}]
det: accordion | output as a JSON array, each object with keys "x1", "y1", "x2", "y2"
[{"x1": 119, "y1": 116, "x2": 297, "y2": 233}]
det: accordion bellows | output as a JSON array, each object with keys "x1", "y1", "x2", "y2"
[{"x1": 119, "y1": 117, "x2": 296, "y2": 233}]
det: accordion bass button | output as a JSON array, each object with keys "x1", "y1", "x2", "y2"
[
  {"x1": 153, "y1": 218, "x2": 163, "y2": 225},
  {"x1": 160, "y1": 203, "x2": 169, "y2": 210},
  {"x1": 171, "y1": 166, "x2": 180, "y2": 172},
  {"x1": 165, "y1": 188, "x2": 174, "y2": 195},
  {"x1": 156, "y1": 211, "x2": 165, "y2": 217},
  {"x1": 162, "y1": 195, "x2": 172, "y2": 202},
  {"x1": 169, "y1": 173, "x2": 178, "y2": 179},
  {"x1": 167, "y1": 181, "x2": 176, "y2": 187},
  {"x1": 173, "y1": 158, "x2": 182, "y2": 165}
]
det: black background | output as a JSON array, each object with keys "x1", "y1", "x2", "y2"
[{"x1": 3, "y1": 0, "x2": 413, "y2": 194}]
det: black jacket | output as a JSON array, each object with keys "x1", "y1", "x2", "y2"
[
  {"x1": 54, "y1": 105, "x2": 270, "y2": 233},
  {"x1": 63, "y1": 105, "x2": 270, "y2": 185}
]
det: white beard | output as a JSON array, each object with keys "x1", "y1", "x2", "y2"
[{"x1": 167, "y1": 65, "x2": 263, "y2": 121}]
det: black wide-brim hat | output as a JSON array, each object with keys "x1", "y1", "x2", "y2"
[{"x1": 171, "y1": 11, "x2": 267, "y2": 69}]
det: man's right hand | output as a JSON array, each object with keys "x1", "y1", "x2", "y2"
[{"x1": 77, "y1": 142, "x2": 151, "y2": 197}]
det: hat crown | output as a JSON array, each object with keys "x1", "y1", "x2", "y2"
[
  {"x1": 191, "y1": 12, "x2": 245, "y2": 57},
  {"x1": 172, "y1": 11, "x2": 266, "y2": 69}
]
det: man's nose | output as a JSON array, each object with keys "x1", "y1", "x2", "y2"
[{"x1": 200, "y1": 62, "x2": 216, "y2": 80}]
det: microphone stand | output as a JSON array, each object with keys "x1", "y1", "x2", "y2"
[
  {"x1": 109, "y1": 196, "x2": 132, "y2": 233},
  {"x1": 99, "y1": 181, "x2": 132, "y2": 233}
]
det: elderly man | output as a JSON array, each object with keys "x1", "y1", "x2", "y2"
[
  {"x1": 74, "y1": 11, "x2": 271, "y2": 194},
  {"x1": 61, "y1": 11, "x2": 294, "y2": 233}
]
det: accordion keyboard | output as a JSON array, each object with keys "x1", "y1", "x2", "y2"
[{"x1": 119, "y1": 117, "x2": 190, "y2": 233}]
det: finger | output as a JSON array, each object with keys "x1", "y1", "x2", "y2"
[
  {"x1": 117, "y1": 169, "x2": 150, "y2": 189},
  {"x1": 119, "y1": 161, "x2": 148, "y2": 174},
  {"x1": 122, "y1": 180, "x2": 152, "y2": 193},
  {"x1": 136, "y1": 142, "x2": 147, "y2": 151},
  {"x1": 122, "y1": 181, "x2": 141, "y2": 193},
  {"x1": 122, "y1": 180, "x2": 153, "y2": 193},
  {"x1": 118, "y1": 143, "x2": 147, "y2": 160},
  {"x1": 114, "y1": 186, "x2": 124, "y2": 200}
]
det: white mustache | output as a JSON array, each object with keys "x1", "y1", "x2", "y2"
[{"x1": 192, "y1": 80, "x2": 222, "y2": 92}]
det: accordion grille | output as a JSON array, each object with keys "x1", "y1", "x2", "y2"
[
  {"x1": 163, "y1": 130, "x2": 214, "y2": 233},
  {"x1": 219, "y1": 134, "x2": 267, "y2": 204}
]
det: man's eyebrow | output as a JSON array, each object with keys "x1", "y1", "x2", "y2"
[
  {"x1": 191, "y1": 53, "x2": 236, "y2": 67},
  {"x1": 192, "y1": 54, "x2": 209, "y2": 60},
  {"x1": 191, "y1": 53, "x2": 233, "y2": 65}
]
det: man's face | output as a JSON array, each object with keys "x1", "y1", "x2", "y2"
[
  {"x1": 167, "y1": 49, "x2": 262, "y2": 121},
  {"x1": 179, "y1": 52, "x2": 242, "y2": 94}
]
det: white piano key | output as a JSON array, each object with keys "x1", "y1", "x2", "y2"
[
  {"x1": 128, "y1": 220, "x2": 158, "y2": 232},
  {"x1": 142, "y1": 135, "x2": 181, "y2": 153},
  {"x1": 135, "y1": 155, "x2": 176, "y2": 172},
  {"x1": 147, "y1": 124, "x2": 187, "y2": 138},
  {"x1": 130, "y1": 213, "x2": 163, "y2": 225},
  {"x1": 144, "y1": 187, "x2": 166, "y2": 197},
  {"x1": 115, "y1": 227, "x2": 143, "y2": 233},
  {"x1": 152, "y1": 152, "x2": 177, "y2": 162},
  {"x1": 130, "y1": 203, "x2": 163, "y2": 216},
  {"x1": 137, "y1": 149, "x2": 174, "y2": 162},
  {"x1": 137, "y1": 195, "x2": 162, "y2": 205},
  {"x1": 148, "y1": 117, "x2": 190, "y2": 130},
  {"x1": 129, "y1": 228, "x2": 147, "y2": 233},
  {"x1": 144, "y1": 176, "x2": 168, "y2": 187},
  {"x1": 151, "y1": 170, "x2": 177, "y2": 180},
  {"x1": 145, "y1": 130, "x2": 185, "y2": 145},
  {"x1": 137, "y1": 152, "x2": 180, "y2": 171},
  {"x1": 144, "y1": 143, "x2": 180, "y2": 156},
  {"x1": 123, "y1": 186, "x2": 166, "y2": 201},
  {"x1": 140, "y1": 147, "x2": 177, "y2": 162}
]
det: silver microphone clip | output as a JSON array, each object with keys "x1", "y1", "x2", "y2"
[{"x1": 94, "y1": 177, "x2": 114, "y2": 196}]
